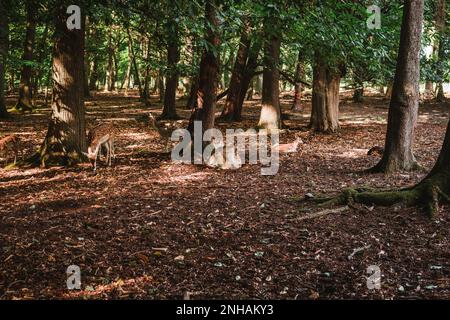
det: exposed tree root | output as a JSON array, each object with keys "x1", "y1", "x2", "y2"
[{"x1": 314, "y1": 176, "x2": 449, "y2": 217}]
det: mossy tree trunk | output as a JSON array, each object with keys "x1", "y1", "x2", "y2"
[
  {"x1": 0, "y1": 0, "x2": 9, "y2": 118},
  {"x1": 15, "y1": 0, "x2": 37, "y2": 112},
  {"x1": 38, "y1": 1, "x2": 86, "y2": 167},
  {"x1": 370, "y1": 0, "x2": 424, "y2": 173}
]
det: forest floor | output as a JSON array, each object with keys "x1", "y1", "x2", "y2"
[{"x1": 0, "y1": 90, "x2": 449, "y2": 300}]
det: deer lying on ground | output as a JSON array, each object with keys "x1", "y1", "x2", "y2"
[
  {"x1": 84, "y1": 123, "x2": 116, "y2": 171},
  {"x1": 272, "y1": 137, "x2": 303, "y2": 154},
  {"x1": 0, "y1": 135, "x2": 20, "y2": 166}
]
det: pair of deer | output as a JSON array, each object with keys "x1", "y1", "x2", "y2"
[{"x1": 85, "y1": 112, "x2": 168, "y2": 171}]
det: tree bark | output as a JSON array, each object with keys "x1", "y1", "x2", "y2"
[
  {"x1": 32, "y1": 24, "x2": 49, "y2": 97},
  {"x1": 235, "y1": 37, "x2": 262, "y2": 121},
  {"x1": 435, "y1": 0, "x2": 446, "y2": 102},
  {"x1": 37, "y1": 2, "x2": 86, "y2": 166},
  {"x1": 291, "y1": 51, "x2": 304, "y2": 111},
  {"x1": 161, "y1": 5, "x2": 180, "y2": 120},
  {"x1": 15, "y1": 0, "x2": 37, "y2": 112},
  {"x1": 424, "y1": 81, "x2": 434, "y2": 99},
  {"x1": 127, "y1": 28, "x2": 143, "y2": 98},
  {"x1": 104, "y1": 29, "x2": 115, "y2": 92},
  {"x1": 258, "y1": 21, "x2": 281, "y2": 130},
  {"x1": 122, "y1": 49, "x2": 132, "y2": 94},
  {"x1": 371, "y1": 0, "x2": 424, "y2": 173},
  {"x1": 219, "y1": 17, "x2": 251, "y2": 121},
  {"x1": 83, "y1": 17, "x2": 90, "y2": 97},
  {"x1": 310, "y1": 53, "x2": 341, "y2": 133},
  {"x1": 88, "y1": 58, "x2": 99, "y2": 90},
  {"x1": 0, "y1": 0, "x2": 9, "y2": 118},
  {"x1": 187, "y1": 0, "x2": 220, "y2": 136}
]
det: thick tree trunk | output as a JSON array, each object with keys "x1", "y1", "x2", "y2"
[
  {"x1": 371, "y1": 0, "x2": 424, "y2": 173},
  {"x1": 187, "y1": 0, "x2": 220, "y2": 137},
  {"x1": 16, "y1": 0, "x2": 37, "y2": 112},
  {"x1": 258, "y1": 21, "x2": 281, "y2": 131},
  {"x1": 38, "y1": 2, "x2": 86, "y2": 166},
  {"x1": 0, "y1": 0, "x2": 9, "y2": 118},
  {"x1": 310, "y1": 54, "x2": 341, "y2": 133},
  {"x1": 291, "y1": 51, "x2": 304, "y2": 111},
  {"x1": 219, "y1": 18, "x2": 251, "y2": 121},
  {"x1": 161, "y1": 5, "x2": 180, "y2": 120}
]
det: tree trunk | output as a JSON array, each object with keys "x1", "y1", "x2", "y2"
[
  {"x1": 37, "y1": 2, "x2": 86, "y2": 167},
  {"x1": 310, "y1": 54, "x2": 341, "y2": 133},
  {"x1": 104, "y1": 29, "x2": 115, "y2": 92},
  {"x1": 161, "y1": 6, "x2": 180, "y2": 120},
  {"x1": 122, "y1": 50, "x2": 132, "y2": 94},
  {"x1": 291, "y1": 51, "x2": 304, "y2": 111},
  {"x1": 424, "y1": 81, "x2": 434, "y2": 99},
  {"x1": 186, "y1": 75, "x2": 199, "y2": 110},
  {"x1": 83, "y1": 17, "x2": 90, "y2": 98},
  {"x1": 0, "y1": 0, "x2": 9, "y2": 118},
  {"x1": 258, "y1": 21, "x2": 281, "y2": 131},
  {"x1": 88, "y1": 58, "x2": 99, "y2": 90},
  {"x1": 353, "y1": 87, "x2": 364, "y2": 103},
  {"x1": 158, "y1": 68, "x2": 165, "y2": 103},
  {"x1": 187, "y1": 0, "x2": 220, "y2": 137},
  {"x1": 235, "y1": 38, "x2": 262, "y2": 121},
  {"x1": 371, "y1": 0, "x2": 424, "y2": 173},
  {"x1": 435, "y1": 0, "x2": 446, "y2": 102},
  {"x1": 127, "y1": 28, "x2": 143, "y2": 98},
  {"x1": 32, "y1": 24, "x2": 49, "y2": 97},
  {"x1": 161, "y1": 22, "x2": 180, "y2": 119},
  {"x1": 219, "y1": 17, "x2": 251, "y2": 121},
  {"x1": 384, "y1": 82, "x2": 393, "y2": 100},
  {"x1": 15, "y1": 0, "x2": 37, "y2": 112}
]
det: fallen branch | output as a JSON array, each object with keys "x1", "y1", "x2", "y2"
[{"x1": 296, "y1": 206, "x2": 348, "y2": 221}]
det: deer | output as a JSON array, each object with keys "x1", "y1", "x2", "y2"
[
  {"x1": 84, "y1": 123, "x2": 116, "y2": 171},
  {"x1": 0, "y1": 135, "x2": 20, "y2": 166},
  {"x1": 272, "y1": 136, "x2": 303, "y2": 154},
  {"x1": 147, "y1": 112, "x2": 179, "y2": 152}
]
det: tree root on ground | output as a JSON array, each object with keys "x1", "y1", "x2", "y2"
[{"x1": 313, "y1": 178, "x2": 449, "y2": 217}]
